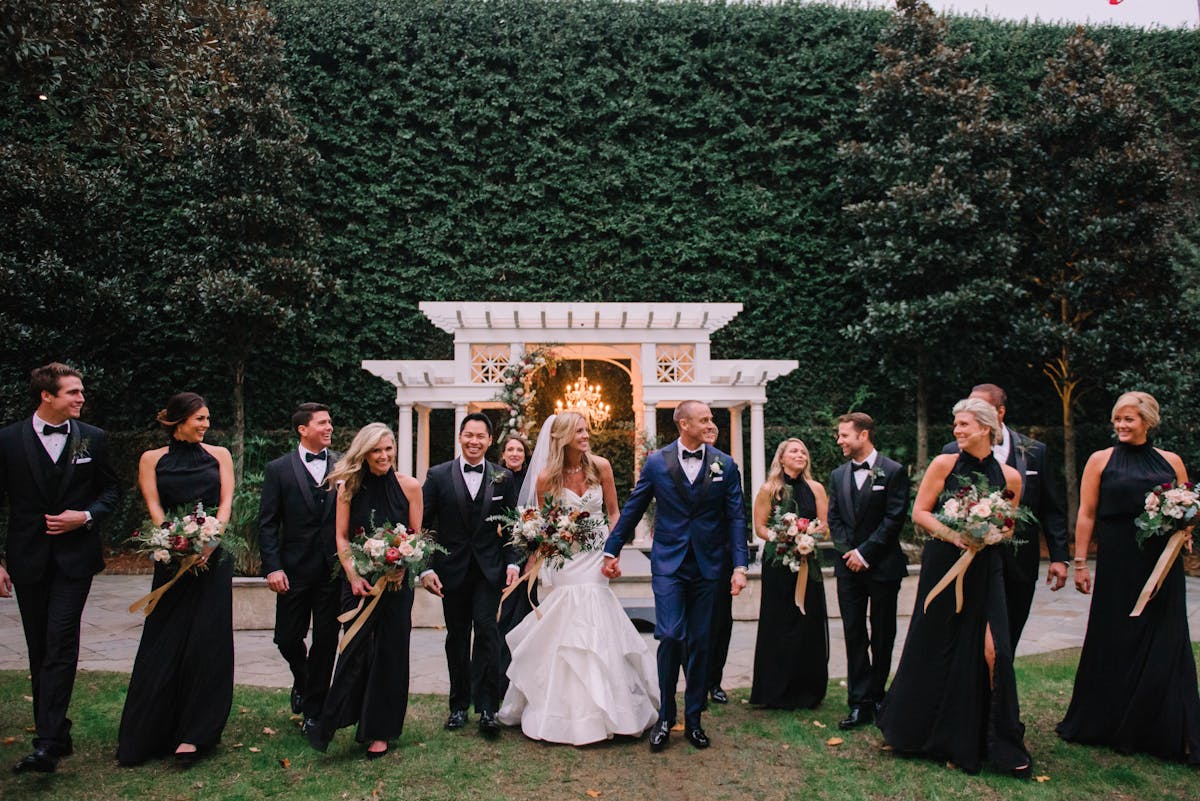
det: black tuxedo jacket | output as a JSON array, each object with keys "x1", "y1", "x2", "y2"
[
  {"x1": 0, "y1": 417, "x2": 120, "y2": 584},
  {"x1": 941, "y1": 427, "x2": 1069, "y2": 583},
  {"x1": 258, "y1": 449, "x2": 340, "y2": 582},
  {"x1": 422, "y1": 458, "x2": 519, "y2": 591},
  {"x1": 826, "y1": 454, "x2": 909, "y2": 582}
]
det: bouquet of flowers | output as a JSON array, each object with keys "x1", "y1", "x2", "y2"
[
  {"x1": 129, "y1": 503, "x2": 226, "y2": 567},
  {"x1": 923, "y1": 474, "x2": 1034, "y2": 613},
  {"x1": 491, "y1": 495, "x2": 606, "y2": 570},
  {"x1": 345, "y1": 517, "x2": 447, "y2": 588},
  {"x1": 1130, "y1": 480, "x2": 1198, "y2": 616},
  {"x1": 761, "y1": 490, "x2": 826, "y2": 613},
  {"x1": 1135, "y1": 481, "x2": 1199, "y2": 547}
]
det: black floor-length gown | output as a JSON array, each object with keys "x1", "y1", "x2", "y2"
[
  {"x1": 496, "y1": 466, "x2": 535, "y2": 698},
  {"x1": 750, "y1": 475, "x2": 829, "y2": 709},
  {"x1": 308, "y1": 468, "x2": 413, "y2": 750},
  {"x1": 1057, "y1": 441, "x2": 1200, "y2": 765},
  {"x1": 117, "y1": 439, "x2": 233, "y2": 765},
  {"x1": 877, "y1": 451, "x2": 1029, "y2": 774}
]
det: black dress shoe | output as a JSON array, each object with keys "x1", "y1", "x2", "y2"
[
  {"x1": 648, "y1": 721, "x2": 670, "y2": 752},
  {"x1": 838, "y1": 705, "x2": 874, "y2": 730},
  {"x1": 709, "y1": 687, "x2": 729, "y2": 705},
  {"x1": 685, "y1": 727, "x2": 711, "y2": 749},
  {"x1": 478, "y1": 711, "x2": 500, "y2": 739},
  {"x1": 1010, "y1": 764, "x2": 1033, "y2": 781},
  {"x1": 300, "y1": 717, "x2": 320, "y2": 737},
  {"x1": 290, "y1": 687, "x2": 304, "y2": 715},
  {"x1": 12, "y1": 749, "x2": 58, "y2": 773},
  {"x1": 444, "y1": 710, "x2": 468, "y2": 730}
]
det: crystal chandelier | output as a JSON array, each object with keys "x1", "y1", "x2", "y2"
[{"x1": 555, "y1": 356, "x2": 611, "y2": 427}]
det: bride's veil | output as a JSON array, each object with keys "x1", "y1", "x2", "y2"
[{"x1": 517, "y1": 414, "x2": 557, "y2": 508}]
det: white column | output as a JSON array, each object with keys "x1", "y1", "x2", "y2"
[
  {"x1": 634, "y1": 403, "x2": 658, "y2": 548},
  {"x1": 750, "y1": 402, "x2": 766, "y2": 494},
  {"x1": 453, "y1": 404, "x2": 467, "y2": 458},
  {"x1": 416, "y1": 405, "x2": 431, "y2": 482},
  {"x1": 397, "y1": 402, "x2": 414, "y2": 476},
  {"x1": 729, "y1": 404, "x2": 744, "y2": 470}
]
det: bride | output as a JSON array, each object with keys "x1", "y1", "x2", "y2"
[{"x1": 498, "y1": 412, "x2": 659, "y2": 745}]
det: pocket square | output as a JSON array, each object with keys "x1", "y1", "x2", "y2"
[
  {"x1": 712, "y1": 477, "x2": 724, "y2": 483},
  {"x1": 73, "y1": 456, "x2": 93, "y2": 465},
  {"x1": 1024, "y1": 470, "x2": 1038, "y2": 475},
  {"x1": 871, "y1": 485, "x2": 886, "y2": 491},
  {"x1": 491, "y1": 496, "x2": 504, "y2": 501}
]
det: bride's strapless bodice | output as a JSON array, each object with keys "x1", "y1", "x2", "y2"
[{"x1": 545, "y1": 485, "x2": 608, "y2": 587}]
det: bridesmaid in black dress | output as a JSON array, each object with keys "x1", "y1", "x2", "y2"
[
  {"x1": 496, "y1": 433, "x2": 533, "y2": 698},
  {"x1": 750, "y1": 438, "x2": 830, "y2": 709},
  {"x1": 117, "y1": 392, "x2": 235, "y2": 767},
  {"x1": 877, "y1": 398, "x2": 1031, "y2": 778},
  {"x1": 307, "y1": 423, "x2": 422, "y2": 759},
  {"x1": 1058, "y1": 391, "x2": 1199, "y2": 765}
]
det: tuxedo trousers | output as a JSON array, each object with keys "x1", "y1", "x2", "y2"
[
  {"x1": 14, "y1": 565, "x2": 92, "y2": 754},
  {"x1": 651, "y1": 552, "x2": 717, "y2": 728},
  {"x1": 837, "y1": 573, "x2": 901, "y2": 709},
  {"x1": 1004, "y1": 577, "x2": 1037, "y2": 650},
  {"x1": 442, "y1": 559, "x2": 502, "y2": 713},
  {"x1": 274, "y1": 575, "x2": 341, "y2": 719}
]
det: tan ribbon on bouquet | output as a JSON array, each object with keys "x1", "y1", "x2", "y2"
[
  {"x1": 1130, "y1": 530, "x2": 1189, "y2": 617},
  {"x1": 793, "y1": 556, "x2": 809, "y2": 614},
  {"x1": 336, "y1": 574, "x2": 395, "y2": 654},
  {"x1": 128, "y1": 555, "x2": 202, "y2": 617},
  {"x1": 922, "y1": 548, "x2": 979, "y2": 614},
  {"x1": 497, "y1": 553, "x2": 544, "y2": 621}
]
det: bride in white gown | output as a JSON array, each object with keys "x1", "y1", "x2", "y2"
[{"x1": 498, "y1": 412, "x2": 659, "y2": 745}]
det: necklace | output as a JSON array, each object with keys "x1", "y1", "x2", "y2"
[{"x1": 563, "y1": 465, "x2": 583, "y2": 475}]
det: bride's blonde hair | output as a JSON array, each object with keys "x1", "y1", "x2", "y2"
[
  {"x1": 542, "y1": 411, "x2": 601, "y2": 498},
  {"x1": 325, "y1": 422, "x2": 395, "y2": 501}
]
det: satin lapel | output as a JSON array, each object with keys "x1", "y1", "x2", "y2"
[
  {"x1": 1009, "y1": 430, "x2": 1028, "y2": 501},
  {"x1": 55, "y1": 425, "x2": 80, "y2": 505},
  {"x1": 21, "y1": 421, "x2": 51, "y2": 503},
  {"x1": 697, "y1": 449, "x2": 717, "y2": 496},
  {"x1": 321, "y1": 451, "x2": 341, "y2": 522},
  {"x1": 662, "y1": 443, "x2": 691, "y2": 504},
  {"x1": 839, "y1": 463, "x2": 858, "y2": 526},
  {"x1": 289, "y1": 451, "x2": 318, "y2": 517},
  {"x1": 450, "y1": 459, "x2": 471, "y2": 531},
  {"x1": 480, "y1": 461, "x2": 497, "y2": 522}
]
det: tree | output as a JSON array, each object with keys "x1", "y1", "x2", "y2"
[
  {"x1": 838, "y1": 0, "x2": 1020, "y2": 466},
  {"x1": 1012, "y1": 29, "x2": 1179, "y2": 526},
  {"x1": 159, "y1": 4, "x2": 324, "y2": 480}
]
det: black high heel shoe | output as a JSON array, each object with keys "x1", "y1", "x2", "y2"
[
  {"x1": 365, "y1": 742, "x2": 389, "y2": 760},
  {"x1": 1010, "y1": 764, "x2": 1032, "y2": 780}
]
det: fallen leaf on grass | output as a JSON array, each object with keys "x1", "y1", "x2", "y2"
[
  {"x1": 22, "y1": 696, "x2": 33, "y2": 703},
  {"x1": 262, "y1": 727, "x2": 277, "y2": 736},
  {"x1": 812, "y1": 721, "x2": 826, "y2": 729},
  {"x1": 193, "y1": 781, "x2": 203, "y2": 789},
  {"x1": 2, "y1": 737, "x2": 16, "y2": 745},
  {"x1": 240, "y1": 707, "x2": 250, "y2": 715},
  {"x1": 280, "y1": 758, "x2": 291, "y2": 769},
  {"x1": 1035, "y1": 776, "x2": 1051, "y2": 783},
  {"x1": 230, "y1": 743, "x2": 244, "y2": 749},
  {"x1": 24, "y1": 727, "x2": 35, "y2": 733},
  {"x1": 782, "y1": 744, "x2": 790, "y2": 750},
  {"x1": 740, "y1": 699, "x2": 748, "y2": 705},
  {"x1": 670, "y1": 723, "x2": 685, "y2": 732},
  {"x1": 586, "y1": 791, "x2": 602, "y2": 798},
  {"x1": 289, "y1": 714, "x2": 303, "y2": 722},
  {"x1": 825, "y1": 737, "x2": 844, "y2": 747},
  {"x1": 249, "y1": 747, "x2": 261, "y2": 753}
]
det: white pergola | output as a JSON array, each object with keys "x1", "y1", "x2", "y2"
[{"x1": 362, "y1": 301, "x2": 797, "y2": 493}]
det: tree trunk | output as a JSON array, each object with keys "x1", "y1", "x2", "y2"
[
  {"x1": 232, "y1": 358, "x2": 245, "y2": 485},
  {"x1": 1060, "y1": 378, "x2": 1078, "y2": 538},
  {"x1": 915, "y1": 351, "x2": 929, "y2": 470}
]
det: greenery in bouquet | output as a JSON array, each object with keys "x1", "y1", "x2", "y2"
[
  {"x1": 346, "y1": 516, "x2": 447, "y2": 587},
  {"x1": 130, "y1": 503, "x2": 244, "y2": 569},
  {"x1": 1135, "y1": 480, "x2": 1199, "y2": 548},
  {"x1": 934, "y1": 474, "x2": 1034, "y2": 549},
  {"x1": 762, "y1": 488, "x2": 826, "y2": 574},
  {"x1": 490, "y1": 494, "x2": 605, "y2": 569}
]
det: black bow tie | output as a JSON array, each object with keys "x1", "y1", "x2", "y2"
[
  {"x1": 463, "y1": 462, "x2": 484, "y2": 474},
  {"x1": 305, "y1": 450, "x2": 326, "y2": 462},
  {"x1": 681, "y1": 448, "x2": 703, "y2": 461},
  {"x1": 42, "y1": 423, "x2": 69, "y2": 436},
  {"x1": 852, "y1": 461, "x2": 871, "y2": 471}
]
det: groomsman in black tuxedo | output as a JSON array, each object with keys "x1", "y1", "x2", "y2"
[
  {"x1": 258, "y1": 402, "x2": 340, "y2": 734},
  {"x1": 420, "y1": 412, "x2": 519, "y2": 738},
  {"x1": 827, "y1": 412, "x2": 909, "y2": 731},
  {"x1": 0, "y1": 363, "x2": 119, "y2": 773},
  {"x1": 941, "y1": 383, "x2": 1069, "y2": 647}
]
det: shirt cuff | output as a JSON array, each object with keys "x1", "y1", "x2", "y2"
[
  {"x1": 507, "y1": 564, "x2": 520, "y2": 572},
  {"x1": 418, "y1": 569, "x2": 434, "y2": 579},
  {"x1": 852, "y1": 548, "x2": 870, "y2": 569}
]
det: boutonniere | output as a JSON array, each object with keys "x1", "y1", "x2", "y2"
[
  {"x1": 871, "y1": 465, "x2": 886, "y2": 482},
  {"x1": 709, "y1": 459, "x2": 724, "y2": 477},
  {"x1": 490, "y1": 469, "x2": 510, "y2": 486},
  {"x1": 71, "y1": 437, "x2": 92, "y2": 463}
]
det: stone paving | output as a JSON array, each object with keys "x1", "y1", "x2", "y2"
[{"x1": 2, "y1": 566, "x2": 1198, "y2": 698}]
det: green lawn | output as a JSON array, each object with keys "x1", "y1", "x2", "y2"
[{"x1": 0, "y1": 647, "x2": 1196, "y2": 800}]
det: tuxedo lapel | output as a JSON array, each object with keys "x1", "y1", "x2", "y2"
[
  {"x1": 21, "y1": 420, "x2": 51, "y2": 503},
  {"x1": 480, "y1": 461, "x2": 497, "y2": 517},
  {"x1": 450, "y1": 458, "x2": 471, "y2": 531},
  {"x1": 289, "y1": 451, "x2": 318, "y2": 517},
  {"x1": 55, "y1": 425, "x2": 79, "y2": 506},
  {"x1": 839, "y1": 463, "x2": 858, "y2": 526},
  {"x1": 1009, "y1": 430, "x2": 1028, "y2": 501},
  {"x1": 662, "y1": 443, "x2": 691, "y2": 504}
]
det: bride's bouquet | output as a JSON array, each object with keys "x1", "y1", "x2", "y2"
[
  {"x1": 923, "y1": 474, "x2": 1033, "y2": 614},
  {"x1": 491, "y1": 495, "x2": 606, "y2": 570},
  {"x1": 1130, "y1": 480, "x2": 1197, "y2": 616},
  {"x1": 127, "y1": 503, "x2": 244, "y2": 616},
  {"x1": 761, "y1": 490, "x2": 826, "y2": 613},
  {"x1": 345, "y1": 518, "x2": 447, "y2": 588}
]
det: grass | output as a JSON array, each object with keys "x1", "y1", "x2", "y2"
[{"x1": 0, "y1": 647, "x2": 1197, "y2": 801}]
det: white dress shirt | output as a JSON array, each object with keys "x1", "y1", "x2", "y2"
[
  {"x1": 460, "y1": 457, "x2": 485, "y2": 499},
  {"x1": 678, "y1": 443, "x2": 705, "y2": 484},
  {"x1": 849, "y1": 449, "x2": 878, "y2": 568},
  {"x1": 298, "y1": 445, "x2": 328, "y2": 485},
  {"x1": 32, "y1": 413, "x2": 70, "y2": 462},
  {"x1": 993, "y1": 426, "x2": 1013, "y2": 467}
]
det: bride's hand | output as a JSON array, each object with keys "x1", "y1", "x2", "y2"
[{"x1": 506, "y1": 565, "x2": 520, "y2": 587}]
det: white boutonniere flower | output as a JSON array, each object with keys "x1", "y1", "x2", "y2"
[
  {"x1": 709, "y1": 459, "x2": 723, "y2": 477},
  {"x1": 71, "y1": 438, "x2": 92, "y2": 463},
  {"x1": 871, "y1": 465, "x2": 886, "y2": 482},
  {"x1": 490, "y1": 469, "x2": 510, "y2": 486}
]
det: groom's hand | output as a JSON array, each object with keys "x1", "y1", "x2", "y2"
[
  {"x1": 601, "y1": 555, "x2": 621, "y2": 579},
  {"x1": 421, "y1": 571, "x2": 444, "y2": 597},
  {"x1": 730, "y1": 568, "x2": 747, "y2": 596}
]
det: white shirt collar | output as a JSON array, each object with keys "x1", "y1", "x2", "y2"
[
  {"x1": 298, "y1": 444, "x2": 326, "y2": 459},
  {"x1": 32, "y1": 412, "x2": 69, "y2": 435},
  {"x1": 856, "y1": 449, "x2": 877, "y2": 468}
]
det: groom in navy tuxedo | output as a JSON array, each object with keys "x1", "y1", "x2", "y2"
[{"x1": 604, "y1": 401, "x2": 748, "y2": 752}]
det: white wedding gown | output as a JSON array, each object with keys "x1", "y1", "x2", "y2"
[{"x1": 498, "y1": 485, "x2": 659, "y2": 745}]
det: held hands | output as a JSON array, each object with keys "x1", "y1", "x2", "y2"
[
  {"x1": 506, "y1": 565, "x2": 520, "y2": 587},
  {"x1": 1046, "y1": 561, "x2": 1068, "y2": 592},
  {"x1": 600, "y1": 556, "x2": 621, "y2": 579},
  {"x1": 44, "y1": 510, "x2": 89, "y2": 536},
  {"x1": 421, "y1": 571, "x2": 444, "y2": 598},
  {"x1": 266, "y1": 570, "x2": 290, "y2": 593}
]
